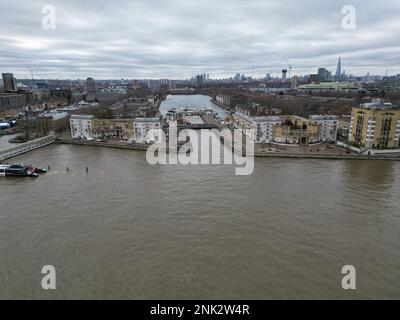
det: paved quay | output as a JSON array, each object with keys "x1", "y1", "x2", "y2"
[
  {"x1": 57, "y1": 138, "x2": 400, "y2": 161},
  {"x1": 253, "y1": 142, "x2": 400, "y2": 160},
  {"x1": 57, "y1": 138, "x2": 149, "y2": 151}
]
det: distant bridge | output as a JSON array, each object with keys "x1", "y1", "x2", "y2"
[{"x1": 0, "y1": 134, "x2": 55, "y2": 162}]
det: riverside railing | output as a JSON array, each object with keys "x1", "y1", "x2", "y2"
[{"x1": 0, "y1": 134, "x2": 55, "y2": 162}]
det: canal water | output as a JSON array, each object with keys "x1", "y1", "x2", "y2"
[
  {"x1": 1, "y1": 96, "x2": 400, "y2": 299},
  {"x1": 159, "y1": 94, "x2": 228, "y2": 118}
]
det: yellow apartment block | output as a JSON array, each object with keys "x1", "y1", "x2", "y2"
[{"x1": 349, "y1": 99, "x2": 400, "y2": 149}]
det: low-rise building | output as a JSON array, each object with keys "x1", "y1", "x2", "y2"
[
  {"x1": 36, "y1": 111, "x2": 70, "y2": 135},
  {"x1": 0, "y1": 93, "x2": 27, "y2": 109},
  {"x1": 215, "y1": 95, "x2": 232, "y2": 108},
  {"x1": 297, "y1": 81, "x2": 361, "y2": 93}
]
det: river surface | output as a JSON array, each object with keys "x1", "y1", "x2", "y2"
[{"x1": 1, "y1": 96, "x2": 400, "y2": 299}]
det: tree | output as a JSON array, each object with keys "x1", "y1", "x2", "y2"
[{"x1": 92, "y1": 108, "x2": 114, "y2": 119}]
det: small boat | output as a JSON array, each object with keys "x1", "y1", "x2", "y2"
[
  {"x1": 0, "y1": 164, "x2": 40, "y2": 178},
  {"x1": 36, "y1": 167, "x2": 48, "y2": 174},
  {"x1": 28, "y1": 166, "x2": 48, "y2": 174}
]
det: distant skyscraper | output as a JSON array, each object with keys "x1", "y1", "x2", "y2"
[
  {"x1": 133, "y1": 79, "x2": 140, "y2": 90},
  {"x1": 291, "y1": 75, "x2": 299, "y2": 89},
  {"x1": 335, "y1": 57, "x2": 342, "y2": 82},
  {"x1": 195, "y1": 75, "x2": 203, "y2": 88},
  {"x1": 2, "y1": 73, "x2": 18, "y2": 92},
  {"x1": 147, "y1": 79, "x2": 161, "y2": 91},
  {"x1": 234, "y1": 73, "x2": 242, "y2": 81},
  {"x1": 317, "y1": 68, "x2": 331, "y2": 82},
  {"x1": 282, "y1": 69, "x2": 288, "y2": 81},
  {"x1": 85, "y1": 77, "x2": 97, "y2": 102}
]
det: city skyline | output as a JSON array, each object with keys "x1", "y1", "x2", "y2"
[{"x1": 1, "y1": 0, "x2": 400, "y2": 79}]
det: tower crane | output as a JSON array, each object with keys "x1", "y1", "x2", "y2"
[{"x1": 283, "y1": 57, "x2": 293, "y2": 79}]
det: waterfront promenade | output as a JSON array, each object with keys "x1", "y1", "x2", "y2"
[
  {"x1": 57, "y1": 137, "x2": 400, "y2": 161},
  {"x1": 0, "y1": 134, "x2": 55, "y2": 162}
]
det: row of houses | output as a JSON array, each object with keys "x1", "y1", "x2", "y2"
[
  {"x1": 70, "y1": 115, "x2": 162, "y2": 143},
  {"x1": 233, "y1": 113, "x2": 339, "y2": 145}
]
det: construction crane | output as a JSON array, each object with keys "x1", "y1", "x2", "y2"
[{"x1": 283, "y1": 57, "x2": 293, "y2": 79}]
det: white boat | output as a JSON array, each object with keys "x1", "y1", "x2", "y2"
[{"x1": 0, "y1": 164, "x2": 11, "y2": 177}]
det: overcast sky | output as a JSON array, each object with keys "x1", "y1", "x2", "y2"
[{"x1": 1, "y1": 0, "x2": 399, "y2": 79}]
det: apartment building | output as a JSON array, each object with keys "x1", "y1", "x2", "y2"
[
  {"x1": 274, "y1": 116, "x2": 320, "y2": 145},
  {"x1": 253, "y1": 116, "x2": 282, "y2": 143},
  {"x1": 70, "y1": 115, "x2": 95, "y2": 140},
  {"x1": 93, "y1": 119, "x2": 134, "y2": 140},
  {"x1": 309, "y1": 115, "x2": 338, "y2": 142},
  {"x1": 348, "y1": 99, "x2": 400, "y2": 149},
  {"x1": 134, "y1": 118, "x2": 162, "y2": 143}
]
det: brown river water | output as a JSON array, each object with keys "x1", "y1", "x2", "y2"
[
  {"x1": 1, "y1": 144, "x2": 400, "y2": 299},
  {"x1": 0, "y1": 96, "x2": 399, "y2": 299}
]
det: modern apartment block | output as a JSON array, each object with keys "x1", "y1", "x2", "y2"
[
  {"x1": 233, "y1": 113, "x2": 332, "y2": 145},
  {"x1": 134, "y1": 118, "x2": 162, "y2": 143},
  {"x1": 253, "y1": 116, "x2": 282, "y2": 143},
  {"x1": 348, "y1": 99, "x2": 400, "y2": 149},
  {"x1": 85, "y1": 77, "x2": 97, "y2": 102},
  {"x1": 1, "y1": 73, "x2": 18, "y2": 92},
  {"x1": 92, "y1": 119, "x2": 134, "y2": 140},
  {"x1": 309, "y1": 115, "x2": 338, "y2": 142},
  {"x1": 70, "y1": 115, "x2": 95, "y2": 140},
  {"x1": 274, "y1": 116, "x2": 320, "y2": 145},
  {"x1": 70, "y1": 115, "x2": 162, "y2": 143}
]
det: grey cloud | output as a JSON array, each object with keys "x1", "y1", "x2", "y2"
[{"x1": 0, "y1": 0, "x2": 399, "y2": 79}]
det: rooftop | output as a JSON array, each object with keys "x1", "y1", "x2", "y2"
[
  {"x1": 70, "y1": 114, "x2": 94, "y2": 120},
  {"x1": 134, "y1": 118, "x2": 160, "y2": 123},
  {"x1": 298, "y1": 81, "x2": 361, "y2": 90},
  {"x1": 253, "y1": 116, "x2": 281, "y2": 123},
  {"x1": 310, "y1": 115, "x2": 339, "y2": 120},
  {"x1": 359, "y1": 99, "x2": 399, "y2": 110},
  {"x1": 40, "y1": 111, "x2": 70, "y2": 121}
]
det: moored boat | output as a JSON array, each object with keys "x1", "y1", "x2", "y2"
[
  {"x1": 0, "y1": 164, "x2": 41, "y2": 178},
  {"x1": 28, "y1": 165, "x2": 48, "y2": 174}
]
